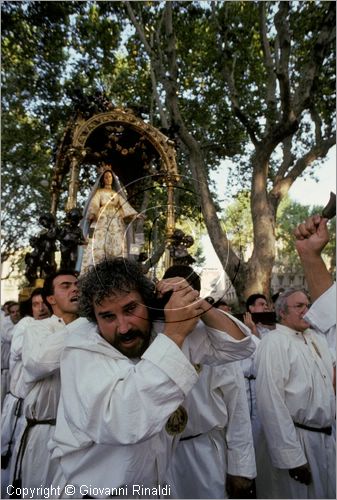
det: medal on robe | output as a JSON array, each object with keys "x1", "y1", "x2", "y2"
[{"x1": 165, "y1": 405, "x2": 188, "y2": 435}]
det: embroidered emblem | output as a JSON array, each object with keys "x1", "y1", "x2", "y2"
[{"x1": 165, "y1": 405, "x2": 188, "y2": 435}]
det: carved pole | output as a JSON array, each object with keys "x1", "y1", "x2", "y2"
[
  {"x1": 50, "y1": 181, "x2": 59, "y2": 216},
  {"x1": 66, "y1": 148, "x2": 82, "y2": 211},
  {"x1": 165, "y1": 179, "x2": 176, "y2": 269}
]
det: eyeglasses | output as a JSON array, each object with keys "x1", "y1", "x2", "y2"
[{"x1": 287, "y1": 303, "x2": 311, "y2": 311}]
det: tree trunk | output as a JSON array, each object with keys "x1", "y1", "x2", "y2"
[{"x1": 241, "y1": 148, "x2": 277, "y2": 299}]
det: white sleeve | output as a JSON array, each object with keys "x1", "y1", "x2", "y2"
[
  {"x1": 220, "y1": 363, "x2": 256, "y2": 478},
  {"x1": 182, "y1": 317, "x2": 256, "y2": 365},
  {"x1": 61, "y1": 334, "x2": 198, "y2": 445},
  {"x1": 304, "y1": 283, "x2": 336, "y2": 333},
  {"x1": 241, "y1": 335, "x2": 260, "y2": 377},
  {"x1": 22, "y1": 320, "x2": 67, "y2": 383},
  {"x1": 9, "y1": 318, "x2": 34, "y2": 371},
  {"x1": 1, "y1": 321, "x2": 14, "y2": 343},
  {"x1": 255, "y1": 336, "x2": 307, "y2": 469}
]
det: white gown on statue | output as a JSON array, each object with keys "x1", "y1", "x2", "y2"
[{"x1": 81, "y1": 188, "x2": 138, "y2": 271}]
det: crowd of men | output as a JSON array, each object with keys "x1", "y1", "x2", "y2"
[{"x1": 1, "y1": 214, "x2": 335, "y2": 499}]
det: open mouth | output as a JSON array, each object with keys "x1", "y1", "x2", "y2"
[{"x1": 70, "y1": 296, "x2": 79, "y2": 303}]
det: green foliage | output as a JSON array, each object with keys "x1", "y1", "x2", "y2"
[
  {"x1": 1, "y1": 0, "x2": 335, "y2": 286},
  {"x1": 222, "y1": 191, "x2": 336, "y2": 275},
  {"x1": 276, "y1": 197, "x2": 336, "y2": 274},
  {"x1": 221, "y1": 191, "x2": 253, "y2": 254}
]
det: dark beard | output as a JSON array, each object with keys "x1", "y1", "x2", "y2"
[{"x1": 113, "y1": 329, "x2": 150, "y2": 359}]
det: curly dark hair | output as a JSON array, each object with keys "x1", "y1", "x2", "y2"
[{"x1": 79, "y1": 258, "x2": 156, "y2": 323}]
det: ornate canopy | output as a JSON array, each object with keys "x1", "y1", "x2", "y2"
[
  {"x1": 50, "y1": 107, "x2": 179, "y2": 232},
  {"x1": 49, "y1": 105, "x2": 181, "y2": 270}
]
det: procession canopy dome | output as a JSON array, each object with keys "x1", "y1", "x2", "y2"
[{"x1": 50, "y1": 106, "x2": 179, "y2": 214}]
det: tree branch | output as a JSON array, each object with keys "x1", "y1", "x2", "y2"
[
  {"x1": 309, "y1": 103, "x2": 323, "y2": 144},
  {"x1": 125, "y1": 1, "x2": 168, "y2": 128},
  {"x1": 271, "y1": 135, "x2": 336, "y2": 199},
  {"x1": 159, "y1": 3, "x2": 242, "y2": 280},
  {"x1": 258, "y1": 2, "x2": 278, "y2": 131},
  {"x1": 274, "y1": 136, "x2": 296, "y2": 181},
  {"x1": 274, "y1": 2, "x2": 292, "y2": 120},
  {"x1": 292, "y1": 2, "x2": 336, "y2": 115},
  {"x1": 211, "y1": 2, "x2": 260, "y2": 146},
  {"x1": 124, "y1": 2, "x2": 153, "y2": 58}
]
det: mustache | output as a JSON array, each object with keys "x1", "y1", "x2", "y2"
[{"x1": 116, "y1": 330, "x2": 147, "y2": 342}]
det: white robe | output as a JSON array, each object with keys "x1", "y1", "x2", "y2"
[
  {"x1": 49, "y1": 316, "x2": 255, "y2": 498},
  {"x1": 304, "y1": 283, "x2": 336, "y2": 361},
  {"x1": 255, "y1": 324, "x2": 336, "y2": 499},
  {"x1": 166, "y1": 362, "x2": 256, "y2": 499},
  {"x1": 1, "y1": 317, "x2": 33, "y2": 498},
  {"x1": 9, "y1": 315, "x2": 85, "y2": 497},
  {"x1": 1, "y1": 316, "x2": 14, "y2": 406},
  {"x1": 240, "y1": 334, "x2": 261, "y2": 446}
]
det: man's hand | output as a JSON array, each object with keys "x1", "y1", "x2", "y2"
[
  {"x1": 226, "y1": 474, "x2": 256, "y2": 498},
  {"x1": 293, "y1": 215, "x2": 332, "y2": 301},
  {"x1": 288, "y1": 464, "x2": 312, "y2": 485},
  {"x1": 293, "y1": 215, "x2": 329, "y2": 257},
  {"x1": 156, "y1": 277, "x2": 203, "y2": 348},
  {"x1": 243, "y1": 312, "x2": 259, "y2": 337}
]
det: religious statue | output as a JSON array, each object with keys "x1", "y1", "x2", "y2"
[
  {"x1": 24, "y1": 213, "x2": 58, "y2": 284},
  {"x1": 168, "y1": 229, "x2": 196, "y2": 265},
  {"x1": 81, "y1": 167, "x2": 143, "y2": 271},
  {"x1": 57, "y1": 208, "x2": 86, "y2": 270}
]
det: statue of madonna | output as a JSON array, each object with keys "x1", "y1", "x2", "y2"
[{"x1": 81, "y1": 167, "x2": 142, "y2": 271}]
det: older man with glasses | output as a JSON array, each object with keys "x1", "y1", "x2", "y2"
[{"x1": 254, "y1": 287, "x2": 335, "y2": 499}]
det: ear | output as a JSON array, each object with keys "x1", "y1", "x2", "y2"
[
  {"x1": 47, "y1": 295, "x2": 56, "y2": 306},
  {"x1": 279, "y1": 309, "x2": 286, "y2": 320}
]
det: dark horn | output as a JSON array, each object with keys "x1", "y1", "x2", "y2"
[{"x1": 321, "y1": 192, "x2": 336, "y2": 219}]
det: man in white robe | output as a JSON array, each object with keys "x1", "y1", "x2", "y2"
[
  {"x1": 10, "y1": 271, "x2": 80, "y2": 497},
  {"x1": 1, "y1": 289, "x2": 49, "y2": 498},
  {"x1": 294, "y1": 213, "x2": 336, "y2": 360},
  {"x1": 1, "y1": 302, "x2": 21, "y2": 406},
  {"x1": 49, "y1": 258, "x2": 255, "y2": 498},
  {"x1": 243, "y1": 294, "x2": 272, "y2": 339},
  {"x1": 255, "y1": 288, "x2": 335, "y2": 499},
  {"x1": 162, "y1": 265, "x2": 256, "y2": 498},
  {"x1": 166, "y1": 361, "x2": 256, "y2": 498},
  {"x1": 241, "y1": 294, "x2": 275, "y2": 446}
]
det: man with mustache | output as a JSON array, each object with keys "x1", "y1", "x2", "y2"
[
  {"x1": 294, "y1": 214, "x2": 335, "y2": 361},
  {"x1": 255, "y1": 288, "x2": 335, "y2": 499},
  {"x1": 49, "y1": 257, "x2": 255, "y2": 498},
  {"x1": 10, "y1": 271, "x2": 82, "y2": 497}
]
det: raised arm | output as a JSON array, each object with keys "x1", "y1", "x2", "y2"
[
  {"x1": 199, "y1": 301, "x2": 247, "y2": 340},
  {"x1": 157, "y1": 277, "x2": 247, "y2": 342},
  {"x1": 293, "y1": 215, "x2": 333, "y2": 302}
]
